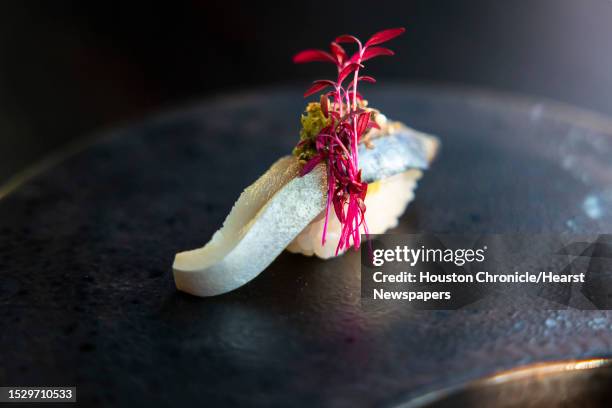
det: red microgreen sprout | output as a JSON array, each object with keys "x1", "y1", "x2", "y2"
[{"x1": 293, "y1": 27, "x2": 405, "y2": 255}]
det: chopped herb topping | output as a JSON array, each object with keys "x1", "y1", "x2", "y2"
[{"x1": 293, "y1": 99, "x2": 331, "y2": 162}]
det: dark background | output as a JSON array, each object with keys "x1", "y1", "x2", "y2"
[{"x1": 1, "y1": 0, "x2": 612, "y2": 184}]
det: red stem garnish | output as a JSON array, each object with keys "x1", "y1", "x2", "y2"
[{"x1": 293, "y1": 27, "x2": 405, "y2": 254}]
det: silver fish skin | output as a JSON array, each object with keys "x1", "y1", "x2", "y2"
[{"x1": 359, "y1": 127, "x2": 434, "y2": 183}]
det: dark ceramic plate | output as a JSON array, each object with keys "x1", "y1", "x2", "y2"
[{"x1": 1, "y1": 84, "x2": 612, "y2": 407}]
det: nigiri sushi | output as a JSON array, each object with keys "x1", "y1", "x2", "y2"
[{"x1": 173, "y1": 27, "x2": 439, "y2": 297}]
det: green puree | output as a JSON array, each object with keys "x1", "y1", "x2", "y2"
[{"x1": 292, "y1": 102, "x2": 330, "y2": 162}]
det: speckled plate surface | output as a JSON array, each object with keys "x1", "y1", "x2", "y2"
[{"x1": 1, "y1": 84, "x2": 612, "y2": 407}]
